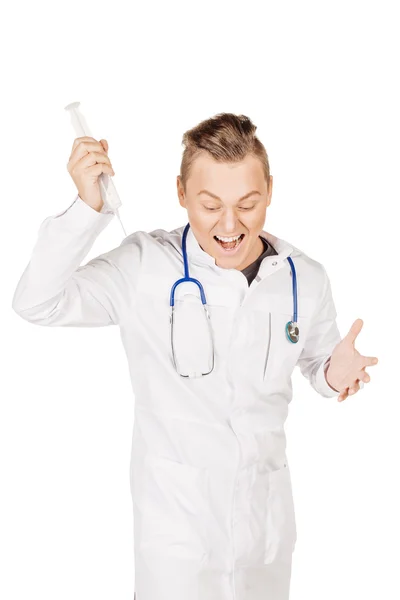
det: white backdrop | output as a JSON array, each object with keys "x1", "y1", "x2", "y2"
[{"x1": 2, "y1": 1, "x2": 398, "y2": 599}]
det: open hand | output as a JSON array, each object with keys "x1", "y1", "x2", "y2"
[{"x1": 326, "y1": 319, "x2": 378, "y2": 402}]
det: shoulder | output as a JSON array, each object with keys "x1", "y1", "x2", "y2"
[
  {"x1": 288, "y1": 242, "x2": 330, "y2": 297},
  {"x1": 102, "y1": 225, "x2": 184, "y2": 272},
  {"x1": 119, "y1": 225, "x2": 184, "y2": 255}
]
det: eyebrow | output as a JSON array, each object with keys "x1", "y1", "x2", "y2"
[{"x1": 197, "y1": 190, "x2": 262, "y2": 202}]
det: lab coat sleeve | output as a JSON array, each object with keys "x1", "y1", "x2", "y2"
[
  {"x1": 11, "y1": 194, "x2": 131, "y2": 327},
  {"x1": 296, "y1": 265, "x2": 343, "y2": 398}
]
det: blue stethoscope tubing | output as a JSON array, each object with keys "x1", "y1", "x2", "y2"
[{"x1": 170, "y1": 222, "x2": 299, "y2": 344}]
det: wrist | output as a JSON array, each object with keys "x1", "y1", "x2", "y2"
[{"x1": 324, "y1": 358, "x2": 340, "y2": 392}]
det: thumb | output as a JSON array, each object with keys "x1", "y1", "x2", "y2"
[
  {"x1": 345, "y1": 318, "x2": 363, "y2": 345},
  {"x1": 100, "y1": 139, "x2": 108, "y2": 153}
]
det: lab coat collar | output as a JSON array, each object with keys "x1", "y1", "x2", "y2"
[{"x1": 185, "y1": 224, "x2": 298, "y2": 279}]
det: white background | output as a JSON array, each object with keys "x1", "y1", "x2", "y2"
[{"x1": 2, "y1": 1, "x2": 398, "y2": 598}]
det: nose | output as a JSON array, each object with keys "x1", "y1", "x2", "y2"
[{"x1": 217, "y1": 210, "x2": 240, "y2": 233}]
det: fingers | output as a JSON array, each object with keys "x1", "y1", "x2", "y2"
[
  {"x1": 347, "y1": 380, "x2": 361, "y2": 396},
  {"x1": 337, "y1": 368, "x2": 372, "y2": 402},
  {"x1": 79, "y1": 149, "x2": 112, "y2": 172},
  {"x1": 68, "y1": 137, "x2": 107, "y2": 159},
  {"x1": 71, "y1": 136, "x2": 98, "y2": 152},
  {"x1": 363, "y1": 356, "x2": 379, "y2": 367},
  {"x1": 67, "y1": 138, "x2": 110, "y2": 173},
  {"x1": 358, "y1": 368, "x2": 371, "y2": 384},
  {"x1": 338, "y1": 382, "x2": 359, "y2": 402}
]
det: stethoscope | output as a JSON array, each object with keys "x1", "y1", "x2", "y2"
[{"x1": 169, "y1": 223, "x2": 299, "y2": 376}]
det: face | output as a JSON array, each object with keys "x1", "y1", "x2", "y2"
[{"x1": 177, "y1": 152, "x2": 273, "y2": 270}]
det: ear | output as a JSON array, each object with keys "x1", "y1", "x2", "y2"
[
  {"x1": 266, "y1": 175, "x2": 273, "y2": 207},
  {"x1": 177, "y1": 176, "x2": 186, "y2": 207}
]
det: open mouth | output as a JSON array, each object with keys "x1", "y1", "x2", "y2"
[{"x1": 213, "y1": 233, "x2": 245, "y2": 252}]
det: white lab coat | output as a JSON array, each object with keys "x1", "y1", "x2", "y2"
[{"x1": 12, "y1": 194, "x2": 342, "y2": 600}]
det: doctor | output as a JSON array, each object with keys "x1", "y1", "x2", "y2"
[{"x1": 12, "y1": 112, "x2": 378, "y2": 600}]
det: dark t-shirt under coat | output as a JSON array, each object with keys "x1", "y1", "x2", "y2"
[{"x1": 240, "y1": 236, "x2": 278, "y2": 286}]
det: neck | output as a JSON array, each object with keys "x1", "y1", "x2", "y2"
[{"x1": 236, "y1": 236, "x2": 265, "y2": 271}]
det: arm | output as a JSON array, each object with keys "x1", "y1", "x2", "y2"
[
  {"x1": 296, "y1": 265, "x2": 342, "y2": 398},
  {"x1": 11, "y1": 194, "x2": 134, "y2": 327}
]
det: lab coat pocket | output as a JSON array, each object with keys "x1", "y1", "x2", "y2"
[
  {"x1": 263, "y1": 311, "x2": 311, "y2": 382},
  {"x1": 138, "y1": 454, "x2": 211, "y2": 559},
  {"x1": 264, "y1": 465, "x2": 297, "y2": 564}
]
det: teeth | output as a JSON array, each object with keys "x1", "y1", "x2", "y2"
[{"x1": 215, "y1": 234, "x2": 242, "y2": 242}]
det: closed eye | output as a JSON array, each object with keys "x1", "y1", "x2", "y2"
[{"x1": 205, "y1": 207, "x2": 254, "y2": 211}]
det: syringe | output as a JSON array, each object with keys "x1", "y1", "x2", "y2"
[{"x1": 64, "y1": 101, "x2": 127, "y2": 236}]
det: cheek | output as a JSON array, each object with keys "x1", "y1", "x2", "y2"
[
  {"x1": 188, "y1": 213, "x2": 218, "y2": 238},
  {"x1": 245, "y1": 218, "x2": 265, "y2": 234},
  {"x1": 244, "y1": 208, "x2": 266, "y2": 226},
  {"x1": 255, "y1": 208, "x2": 267, "y2": 223}
]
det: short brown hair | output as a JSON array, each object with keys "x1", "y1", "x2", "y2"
[{"x1": 179, "y1": 113, "x2": 271, "y2": 194}]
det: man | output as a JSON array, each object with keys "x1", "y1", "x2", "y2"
[{"x1": 12, "y1": 112, "x2": 378, "y2": 600}]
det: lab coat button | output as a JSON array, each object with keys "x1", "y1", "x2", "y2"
[{"x1": 272, "y1": 261, "x2": 277, "y2": 266}]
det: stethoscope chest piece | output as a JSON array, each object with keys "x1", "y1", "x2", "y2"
[{"x1": 285, "y1": 321, "x2": 300, "y2": 344}]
